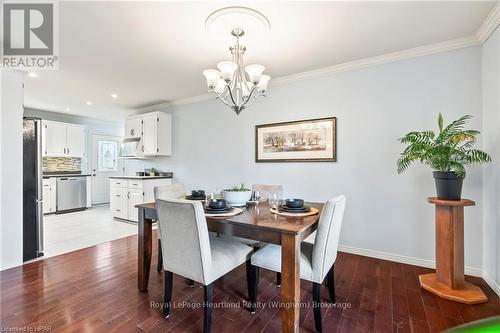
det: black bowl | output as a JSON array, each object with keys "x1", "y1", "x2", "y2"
[
  {"x1": 285, "y1": 199, "x2": 304, "y2": 208},
  {"x1": 208, "y1": 199, "x2": 226, "y2": 209},
  {"x1": 191, "y1": 190, "x2": 205, "y2": 198}
]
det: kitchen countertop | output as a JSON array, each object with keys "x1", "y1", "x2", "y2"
[
  {"x1": 109, "y1": 175, "x2": 172, "y2": 180},
  {"x1": 43, "y1": 173, "x2": 91, "y2": 178}
]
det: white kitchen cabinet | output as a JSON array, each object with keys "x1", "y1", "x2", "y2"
[
  {"x1": 110, "y1": 177, "x2": 172, "y2": 222},
  {"x1": 66, "y1": 125, "x2": 85, "y2": 157},
  {"x1": 142, "y1": 114, "x2": 158, "y2": 155},
  {"x1": 42, "y1": 121, "x2": 85, "y2": 158},
  {"x1": 42, "y1": 178, "x2": 57, "y2": 214},
  {"x1": 43, "y1": 122, "x2": 66, "y2": 156},
  {"x1": 125, "y1": 117, "x2": 142, "y2": 139},
  {"x1": 128, "y1": 189, "x2": 144, "y2": 221},
  {"x1": 110, "y1": 187, "x2": 128, "y2": 220},
  {"x1": 124, "y1": 111, "x2": 171, "y2": 157}
]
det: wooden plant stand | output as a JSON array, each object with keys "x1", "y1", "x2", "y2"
[{"x1": 419, "y1": 197, "x2": 487, "y2": 304}]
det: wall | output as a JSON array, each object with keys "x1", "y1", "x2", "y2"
[
  {"x1": 147, "y1": 46, "x2": 484, "y2": 273},
  {"x1": 23, "y1": 109, "x2": 124, "y2": 173},
  {"x1": 0, "y1": 70, "x2": 24, "y2": 270},
  {"x1": 482, "y1": 26, "x2": 500, "y2": 295}
]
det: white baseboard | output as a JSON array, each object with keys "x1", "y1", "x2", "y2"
[
  {"x1": 338, "y1": 245, "x2": 482, "y2": 277},
  {"x1": 483, "y1": 273, "x2": 500, "y2": 297}
]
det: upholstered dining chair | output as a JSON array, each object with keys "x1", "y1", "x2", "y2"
[
  {"x1": 249, "y1": 195, "x2": 346, "y2": 333},
  {"x1": 252, "y1": 184, "x2": 283, "y2": 201},
  {"x1": 155, "y1": 197, "x2": 254, "y2": 333},
  {"x1": 154, "y1": 184, "x2": 186, "y2": 273}
]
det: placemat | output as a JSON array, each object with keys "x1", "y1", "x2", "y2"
[
  {"x1": 270, "y1": 207, "x2": 319, "y2": 217},
  {"x1": 205, "y1": 207, "x2": 243, "y2": 217}
]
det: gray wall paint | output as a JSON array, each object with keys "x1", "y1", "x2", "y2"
[
  {"x1": 23, "y1": 109, "x2": 124, "y2": 173},
  {"x1": 145, "y1": 46, "x2": 484, "y2": 271},
  {"x1": 482, "y1": 26, "x2": 500, "y2": 293}
]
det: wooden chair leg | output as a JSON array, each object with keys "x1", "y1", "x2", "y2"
[
  {"x1": 276, "y1": 272, "x2": 281, "y2": 287},
  {"x1": 246, "y1": 261, "x2": 258, "y2": 314},
  {"x1": 327, "y1": 264, "x2": 336, "y2": 303},
  {"x1": 313, "y1": 282, "x2": 323, "y2": 333},
  {"x1": 163, "y1": 271, "x2": 173, "y2": 318},
  {"x1": 203, "y1": 284, "x2": 213, "y2": 333},
  {"x1": 157, "y1": 239, "x2": 163, "y2": 272}
]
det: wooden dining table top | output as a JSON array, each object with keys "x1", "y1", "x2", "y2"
[{"x1": 136, "y1": 201, "x2": 324, "y2": 235}]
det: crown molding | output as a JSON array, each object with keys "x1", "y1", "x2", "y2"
[
  {"x1": 271, "y1": 36, "x2": 480, "y2": 87},
  {"x1": 476, "y1": 1, "x2": 500, "y2": 43}
]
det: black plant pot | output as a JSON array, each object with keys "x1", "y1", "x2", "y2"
[{"x1": 433, "y1": 171, "x2": 464, "y2": 200}]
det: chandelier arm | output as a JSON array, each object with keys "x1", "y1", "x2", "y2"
[
  {"x1": 241, "y1": 85, "x2": 259, "y2": 107},
  {"x1": 209, "y1": 90, "x2": 234, "y2": 108},
  {"x1": 226, "y1": 85, "x2": 239, "y2": 107}
]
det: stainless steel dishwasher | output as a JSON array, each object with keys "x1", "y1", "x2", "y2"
[{"x1": 56, "y1": 177, "x2": 87, "y2": 213}]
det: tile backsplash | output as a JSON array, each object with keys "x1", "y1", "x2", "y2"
[{"x1": 43, "y1": 157, "x2": 81, "y2": 172}]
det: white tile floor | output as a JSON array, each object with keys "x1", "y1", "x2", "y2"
[{"x1": 42, "y1": 205, "x2": 138, "y2": 258}]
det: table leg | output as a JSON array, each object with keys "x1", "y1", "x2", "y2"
[
  {"x1": 281, "y1": 233, "x2": 300, "y2": 333},
  {"x1": 138, "y1": 207, "x2": 152, "y2": 291}
]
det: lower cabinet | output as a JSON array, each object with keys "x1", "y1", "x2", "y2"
[
  {"x1": 43, "y1": 178, "x2": 57, "y2": 214},
  {"x1": 110, "y1": 178, "x2": 172, "y2": 222}
]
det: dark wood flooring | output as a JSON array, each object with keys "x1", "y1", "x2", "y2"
[{"x1": 1, "y1": 231, "x2": 499, "y2": 333}]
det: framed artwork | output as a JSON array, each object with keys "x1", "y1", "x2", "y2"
[{"x1": 255, "y1": 117, "x2": 337, "y2": 162}]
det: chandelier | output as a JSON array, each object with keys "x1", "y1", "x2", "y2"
[{"x1": 203, "y1": 28, "x2": 270, "y2": 115}]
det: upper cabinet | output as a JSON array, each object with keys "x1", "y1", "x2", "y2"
[
  {"x1": 42, "y1": 121, "x2": 85, "y2": 158},
  {"x1": 125, "y1": 111, "x2": 171, "y2": 156},
  {"x1": 125, "y1": 116, "x2": 142, "y2": 139}
]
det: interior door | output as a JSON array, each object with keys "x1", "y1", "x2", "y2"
[
  {"x1": 91, "y1": 134, "x2": 123, "y2": 205},
  {"x1": 66, "y1": 125, "x2": 85, "y2": 157},
  {"x1": 44, "y1": 122, "x2": 66, "y2": 156},
  {"x1": 142, "y1": 114, "x2": 157, "y2": 154}
]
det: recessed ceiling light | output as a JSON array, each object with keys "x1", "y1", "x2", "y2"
[
  {"x1": 65, "y1": 107, "x2": 71, "y2": 111},
  {"x1": 111, "y1": 93, "x2": 118, "y2": 99},
  {"x1": 28, "y1": 72, "x2": 38, "y2": 78},
  {"x1": 86, "y1": 101, "x2": 93, "y2": 106}
]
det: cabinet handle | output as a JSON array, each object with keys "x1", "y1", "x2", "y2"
[
  {"x1": 116, "y1": 195, "x2": 120, "y2": 197},
  {"x1": 127, "y1": 192, "x2": 130, "y2": 199},
  {"x1": 116, "y1": 209, "x2": 121, "y2": 212},
  {"x1": 68, "y1": 148, "x2": 70, "y2": 154}
]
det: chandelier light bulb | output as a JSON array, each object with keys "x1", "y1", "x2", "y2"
[
  {"x1": 258, "y1": 75, "x2": 271, "y2": 92},
  {"x1": 215, "y1": 79, "x2": 226, "y2": 94},
  {"x1": 217, "y1": 61, "x2": 238, "y2": 82},
  {"x1": 203, "y1": 69, "x2": 221, "y2": 88},
  {"x1": 245, "y1": 64, "x2": 265, "y2": 84}
]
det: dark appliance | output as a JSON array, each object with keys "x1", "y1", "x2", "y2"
[{"x1": 23, "y1": 117, "x2": 44, "y2": 261}]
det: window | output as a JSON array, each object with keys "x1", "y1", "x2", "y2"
[{"x1": 98, "y1": 141, "x2": 117, "y2": 172}]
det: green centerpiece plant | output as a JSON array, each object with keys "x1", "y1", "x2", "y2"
[{"x1": 397, "y1": 114, "x2": 491, "y2": 200}]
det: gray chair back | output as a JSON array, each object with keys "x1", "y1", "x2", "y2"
[
  {"x1": 154, "y1": 184, "x2": 186, "y2": 239},
  {"x1": 155, "y1": 198, "x2": 212, "y2": 285},
  {"x1": 311, "y1": 195, "x2": 346, "y2": 283},
  {"x1": 252, "y1": 184, "x2": 283, "y2": 200},
  {"x1": 154, "y1": 184, "x2": 186, "y2": 201}
]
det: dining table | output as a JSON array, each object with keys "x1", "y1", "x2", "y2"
[{"x1": 136, "y1": 201, "x2": 323, "y2": 333}]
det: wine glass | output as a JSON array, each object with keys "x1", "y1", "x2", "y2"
[
  {"x1": 205, "y1": 192, "x2": 215, "y2": 207},
  {"x1": 254, "y1": 190, "x2": 261, "y2": 202},
  {"x1": 269, "y1": 192, "x2": 280, "y2": 210}
]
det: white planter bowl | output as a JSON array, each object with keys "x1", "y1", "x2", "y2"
[{"x1": 222, "y1": 190, "x2": 252, "y2": 207}]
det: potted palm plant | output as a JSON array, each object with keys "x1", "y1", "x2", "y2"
[{"x1": 397, "y1": 114, "x2": 491, "y2": 200}]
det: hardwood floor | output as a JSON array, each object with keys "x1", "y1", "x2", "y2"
[{"x1": 1, "y1": 232, "x2": 499, "y2": 333}]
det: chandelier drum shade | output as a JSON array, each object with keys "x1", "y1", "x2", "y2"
[{"x1": 203, "y1": 28, "x2": 270, "y2": 115}]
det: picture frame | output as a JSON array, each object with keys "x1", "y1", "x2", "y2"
[{"x1": 255, "y1": 117, "x2": 337, "y2": 162}]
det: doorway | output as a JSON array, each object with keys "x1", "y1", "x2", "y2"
[{"x1": 91, "y1": 134, "x2": 122, "y2": 205}]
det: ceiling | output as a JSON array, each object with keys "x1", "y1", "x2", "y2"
[{"x1": 22, "y1": 1, "x2": 497, "y2": 120}]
